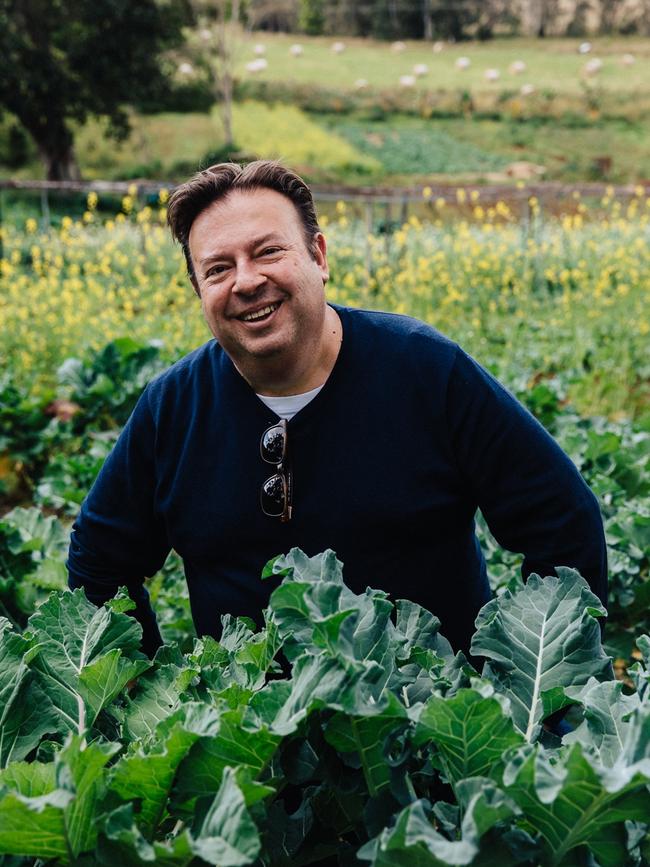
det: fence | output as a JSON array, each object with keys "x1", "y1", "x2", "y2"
[{"x1": 1, "y1": 177, "x2": 649, "y2": 239}]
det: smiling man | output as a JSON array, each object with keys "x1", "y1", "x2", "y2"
[{"x1": 67, "y1": 160, "x2": 608, "y2": 660}]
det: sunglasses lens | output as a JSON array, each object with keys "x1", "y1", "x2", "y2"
[
  {"x1": 261, "y1": 473, "x2": 286, "y2": 516},
  {"x1": 261, "y1": 425, "x2": 286, "y2": 463}
]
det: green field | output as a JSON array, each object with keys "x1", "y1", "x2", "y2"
[
  {"x1": 4, "y1": 34, "x2": 650, "y2": 186},
  {"x1": 230, "y1": 33, "x2": 650, "y2": 93}
]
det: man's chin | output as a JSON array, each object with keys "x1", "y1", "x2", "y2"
[{"x1": 225, "y1": 333, "x2": 289, "y2": 363}]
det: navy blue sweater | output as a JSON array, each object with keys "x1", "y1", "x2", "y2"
[{"x1": 67, "y1": 305, "x2": 608, "y2": 658}]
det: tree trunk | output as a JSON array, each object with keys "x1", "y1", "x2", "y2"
[
  {"x1": 23, "y1": 117, "x2": 81, "y2": 180},
  {"x1": 422, "y1": 0, "x2": 433, "y2": 39},
  {"x1": 221, "y1": 69, "x2": 234, "y2": 148},
  {"x1": 38, "y1": 144, "x2": 82, "y2": 181}
]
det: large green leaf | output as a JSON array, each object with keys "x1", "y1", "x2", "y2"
[
  {"x1": 266, "y1": 549, "x2": 402, "y2": 685},
  {"x1": 0, "y1": 787, "x2": 72, "y2": 862},
  {"x1": 471, "y1": 569, "x2": 612, "y2": 741},
  {"x1": 414, "y1": 683, "x2": 523, "y2": 786},
  {"x1": 394, "y1": 599, "x2": 453, "y2": 663},
  {"x1": 189, "y1": 766, "x2": 261, "y2": 866},
  {"x1": 268, "y1": 652, "x2": 383, "y2": 735},
  {"x1": 98, "y1": 803, "x2": 199, "y2": 866},
  {"x1": 120, "y1": 661, "x2": 200, "y2": 742},
  {"x1": 109, "y1": 702, "x2": 221, "y2": 838},
  {"x1": 563, "y1": 677, "x2": 640, "y2": 767},
  {"x1": 0, "y1": 736, "x2": 118, "y2": 863},
  {"x1": 0, "y1": 761, "x2": 56, "y2": 797},
  {"x1": 58, "y1": 736, "x2": 120, "y2": 858},
  {"x1": 0, "y1": 625, "x2": 58, "y2": 767},
  {"x1": 358, "y1": 782, "x2": 518, "y2": 867},
  {"x1": 79, "y1": 649, "x2": 150, "y2": 724},
  {"x1": 172, "y1": 702, "x2": 281, "y2": 811},
  {"x1": 26, "y1": 589, "x2": 150, "y2": 735},
  {"x1": 0, "y1": 507, "x2": 69, "y2": 561},
  {"x1": 323, "y1": 692, "x2": 409, "y2": 796},
  {"x1": 503, "y1": 735, "x2": 650, "y2": 867}
]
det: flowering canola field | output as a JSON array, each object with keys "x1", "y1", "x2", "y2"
[{"x1": 1, "y1": 188, "x2": 649, "y2": 422}]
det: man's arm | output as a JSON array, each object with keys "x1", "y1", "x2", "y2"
[
  {"x1": 445, "y1": 347, "x2": 608, "y2": 608},
  {"x1": 67, "y1": 386, "x2": 170, "y2": 657}
]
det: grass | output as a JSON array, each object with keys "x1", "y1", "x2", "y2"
[{"x1": 232, "y1": 33, "x2": 650, "y2": 95}]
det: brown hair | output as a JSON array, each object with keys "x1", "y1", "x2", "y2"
[{"x1": 167, "y1": 160, "x2": 321, "y2": 285}]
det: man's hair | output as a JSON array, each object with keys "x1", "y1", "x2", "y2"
[{"x1": 167, "y1": 160, "x2": 321, "y2": 285}]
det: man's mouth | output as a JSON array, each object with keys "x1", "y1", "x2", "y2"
[{"x1": 238, "y1": 301, "x2": 282, "y2": 323}]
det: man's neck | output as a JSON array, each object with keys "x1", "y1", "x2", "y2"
[{"x1": 235, "y1": 306, "x2": 343, "y2": 397}]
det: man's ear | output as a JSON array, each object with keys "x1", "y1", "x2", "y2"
[
  {"x1": 313, "y1": 232, "x2": 329, "y2": 284},
  {"x1": 190, "y1": 274, "x2": 201, "y2": 298}
]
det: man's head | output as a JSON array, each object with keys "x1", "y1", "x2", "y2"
[
  {"x1": 167, "y1": 160, "x2": 322, "y2": 289},
  {"x1": 167, "y1": 160, "x2": 335, "y2": 394}
]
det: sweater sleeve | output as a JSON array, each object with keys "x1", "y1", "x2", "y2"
[
  {"x1": 67, "y1": 386, "x2": 169, "y2": 657},
  {"x1": 445, "y1": 347, "x2": 608, "y2": 609}
]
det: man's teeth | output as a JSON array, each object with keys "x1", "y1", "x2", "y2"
[{"x1": 241, "y1": 303, "x2": 280, "y2": 322}]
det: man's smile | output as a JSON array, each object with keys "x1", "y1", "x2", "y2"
[{"x1": 236, "y1": 300, "x2": 283, "y2": 324}]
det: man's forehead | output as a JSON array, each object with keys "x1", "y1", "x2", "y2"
[
  {"x1": 195, "y1": 187, "x2": 301, "y2": 231},
  {"x1": 189, "y1": 187, "x2": 308, "y2": 258}
]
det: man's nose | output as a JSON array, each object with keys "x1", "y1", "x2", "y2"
[{"x1": 234, "y1": 259, "x2": 265, "y2": 294}]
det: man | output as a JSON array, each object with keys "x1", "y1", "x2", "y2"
[{"x1": 67, "y1": 160, "x2": 608, "y2": 660}]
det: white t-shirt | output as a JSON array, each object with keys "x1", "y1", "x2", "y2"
[{"x1": 256, "y1": 384, "x2": 324, "y2": 420}]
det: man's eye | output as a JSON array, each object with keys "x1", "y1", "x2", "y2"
[
  {"x1": 259, "y1": 247, "x2": 281, "y2": 257},
  {"x1": 205, "y1": 264, "x2": 228, "y2": 278}
]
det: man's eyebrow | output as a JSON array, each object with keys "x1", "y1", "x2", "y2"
[{"x1": 199, "y1": 233, "x2": 284, "y2": 269}]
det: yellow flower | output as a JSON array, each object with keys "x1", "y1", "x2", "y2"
[
  {"x1": 25, "y1": 218, "x2": 38, "y2": 234},
  {"x1": 87, "y1": 191, "x2": 98, "y2": 210}
]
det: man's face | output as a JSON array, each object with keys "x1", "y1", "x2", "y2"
[{"x1": 188, "y1": 188, "x2": 329, "y2": 372}]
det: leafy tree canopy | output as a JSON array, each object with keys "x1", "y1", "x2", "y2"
[{"x1": 0, "y1": 0, "x2": 188, "y2": 179}]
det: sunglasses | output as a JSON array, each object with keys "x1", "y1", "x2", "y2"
[{"x1": 260, "y1": 418, "x2": 292, "y2": 522}]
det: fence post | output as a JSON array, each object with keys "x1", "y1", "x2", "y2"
[
  {"x1": 40, "y1": 188, "x2": 50, "y2": 230},
  {"x1": 384, "y1": 201, "x2": 392, "y2": 258},
  {"x1": 400, "y1": 195, "x2": 408, "y2": 225}
]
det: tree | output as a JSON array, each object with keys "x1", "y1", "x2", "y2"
[
  {"x1": 182, "y1": 0, "x2": 242, "y2": 152},
  {"x1": 0, "y1": 0, "x2": 186, "y2": 180}
]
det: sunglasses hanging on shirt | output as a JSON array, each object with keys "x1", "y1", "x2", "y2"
[{"x1": 260, "y1": 418, "x2": 292, "y2": 522}]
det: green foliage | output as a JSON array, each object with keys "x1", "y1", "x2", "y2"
[
  {"x1": 56, "y1": 337, "x2": 169, "y2": 430},
  {"x1": 1, "y1": 550, "x2": 648, "y2": 865},
  {"x1": 298, "y1": 0, "x2": 325, "y2": 35},
  {"x1": 0, "y1": 507, "x2": 69, "y2": 628},
  {"x1": 326, "y1": 119, "x2": 509, "y2": 175},
  {"x1": 0, "y1": 373, "x2": 52, "y2": 499},
  {"x1": 232, "y1": 102, "x2": 381, "y2": 181},
  {"x1": 0, "y1": 0, "x2": 187, "y2": 178},
  {"x1": 34, "y1": 433, "x2": 116, "y2": 515}
]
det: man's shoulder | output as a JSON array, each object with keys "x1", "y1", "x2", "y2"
[
  {"x1": 141, "y1": 340, "x2": 223, "y2": 414},
  {"x1": 336, "y1": 304, "x2": 459, "y2": 360},
  {"x1": 147, "y1": 340, "x2": 219, "y2": 389}
]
